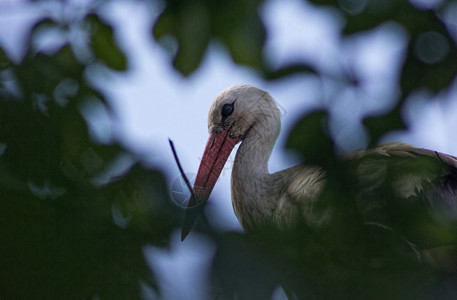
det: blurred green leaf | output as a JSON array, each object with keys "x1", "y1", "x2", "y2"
[
  {"x1": 262, "y1": 62, "x2": 317, "y2": 80},
  {"x1": 153, "y1": 1, "x2": 211, "y2": 75},
  {"x1": 286, "y1": 110, "x2": 335, "y2": 168},
  {"x1": 401, "y1": 41, "x2": 457, "y2": 95},
  {"x1": 363, "y1": 104, "x2": 405, "y2": 145},
  {"x1": 153, "y1": 0, "x2": 265, "y2": 75},
  {"x1": 0, "y1": 47, "x2": 9, "y2": 69},
  {"x1": 88, "y1": 14, "x2": 128, "y2": 71}
]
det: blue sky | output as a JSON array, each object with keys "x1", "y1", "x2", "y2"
[{"x1": 1, "y1": 0, "x2": 457, "y2": 298}]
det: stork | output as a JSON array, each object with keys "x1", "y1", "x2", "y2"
[{"x1": 181, "y1": 84, "x2": 457, "y2": 243}]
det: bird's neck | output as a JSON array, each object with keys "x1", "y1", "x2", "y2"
[{"x1": 231, "y1": 115, "x2": 281, "y2": 230}]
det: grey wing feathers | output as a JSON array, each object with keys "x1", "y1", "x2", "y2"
[
  {"x1": 345, "y1": 142, "x2": 457, "y2": 223},
  {"x1": 273, "y1": 142, "x2": 457, "y2": 228}
]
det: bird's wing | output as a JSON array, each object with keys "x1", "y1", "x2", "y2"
[
  {"x1": 342, "y1": 142, "x2": 457, "y2": 220},
  {"x1": 343, "y1": 142, "x2": 457, "y2": 250},
  {"x1": 273, "y1": 142, "x2": 457, "y2": 248}
]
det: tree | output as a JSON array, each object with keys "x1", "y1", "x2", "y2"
[{"x1": 1, "y1": 0, "x2": 456, "y2": 299}]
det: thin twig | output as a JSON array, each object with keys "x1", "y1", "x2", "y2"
[{"x1": 168, "y1": 138, "x2": 198, "y2": 206}]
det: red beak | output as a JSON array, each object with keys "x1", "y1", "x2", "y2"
[{"x1": 181, "y1": 129, "x2": 239, "y2": 240}]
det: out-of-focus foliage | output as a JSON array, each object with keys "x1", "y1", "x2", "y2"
[
  {"x1": 88, "y1": 14, "x2": 128, "y2": 71},
  {"x1": 308, "y1": 0, "x2": 457, "y2": 144},
  {"x1": 0, "y1": 3, "x2": 180, "y2": 299},
  {"x1": 310, "y1": 0, "x2": 457, "y2": 95},
  {"x1": 1, "y1": 0, "x2": 457, "y2": 299},
  {"x1": 153, "y1": 0, "x2": 266, "y2": 75}
]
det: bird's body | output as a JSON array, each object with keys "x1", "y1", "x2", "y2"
[{"x1": 182, "y1": 84, "x2": 457, "y2": 241}]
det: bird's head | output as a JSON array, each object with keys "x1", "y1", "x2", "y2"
[
  {"x1": 207, "y1": 84, "x2": 280, "y2": 140},
  {"x1": 181, "y1": 84, "x2": 280, "y2": 240}
]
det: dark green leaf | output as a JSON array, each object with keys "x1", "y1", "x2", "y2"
[
  {"x1": 363, "y1": 103, "x2": 405, "y2": 146},
  {"x1": 88, "y1": 15, "x2": 128, "y2": 71},
  {"x1": 401, "y1": 40, "x2": 457, "y2": 95},
  {"x1": 286, "y1": 110, "x2": 335, "y2": 167},
  {"x1": 152, "y1": 0, "x2": 266, "y2": 75},
  {"x1": 262, "y1": 62, "x2": 317, "y2": 80}
]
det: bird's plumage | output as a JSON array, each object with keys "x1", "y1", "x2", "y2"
[{"x1": 182, "y1": 84, "x2": 457, "y2": 243}]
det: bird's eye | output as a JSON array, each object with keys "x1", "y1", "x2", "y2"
[{"x1": 221, "y1": 103, "x2": 234, "y2": 118}]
